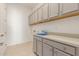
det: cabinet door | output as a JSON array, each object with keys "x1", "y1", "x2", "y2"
[
  {"x1": 43, "y1": 43, "x2": 53, "y2": 56},
  {"x1": 33, "y1": 37, "x2": 37, "y2": 53},
  {"x1": 42, "y1": 4, "x2": 48, "y2": 20},
  {"x1": 38, "y1": 7, "x2": 43, "y2": 22},
  {"x1": 62, "y1": 3, "x2": 79, "y2": 14},
  {"x1": 54, "y1": 49, "x2": 71, "y2": 56},
  {"x1": 34, "y1": 11, "x2": 38, "y2": 23},
  {"x1": 32, "y1": 13, "x2": 35, "y2": 24},
  {"x1": 29, "y1": 15, "x2": 32, "y2": 24},
  {"x1": 49, "y1": 3, "x2": 59, "y2": 18},
  {"x1": 37, "y1": 40, "x2": 42, "y2": 56}
]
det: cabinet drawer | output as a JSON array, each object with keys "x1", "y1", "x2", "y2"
[
  {"x1": 43, "y1": 43, "x2": 53, "y2": 56},
  {"x1": 43, "y1": 39, "x2": 76, "y2": 55},
  {"x1": 34, "y1": 36, "x2": 42, "y2": 41},
  {"x1": 54, "y1": 48, "x2": 70, "y2": 56}
]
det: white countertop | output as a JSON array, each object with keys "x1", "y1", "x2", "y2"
[{"x1": 35, "y1": 35, "x2": 79, "y2": 47}]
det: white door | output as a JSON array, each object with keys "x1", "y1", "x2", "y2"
[{"x1": 0, "y1": 4, "x2": 7, "y2": 56}]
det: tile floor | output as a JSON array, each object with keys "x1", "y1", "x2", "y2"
[{"x1": 5, "y1": 41, "x2": 35, "y2": 56}]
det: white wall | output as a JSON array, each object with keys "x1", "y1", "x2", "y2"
[
  {"x1": 7, "y1": 4, "x2": 33, "y2": 46},
  {"x1": 32, "y1": 16, "x2": 79, "y2": 34}
]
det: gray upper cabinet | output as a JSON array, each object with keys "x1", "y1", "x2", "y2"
[
  {"x1": 42, "y1": 4, "x2": 48, "y2": 20},
  {"x1": 29, "y1": 15, "x2": 32, "y2": 24},
  {"x1": 34, "y1": 11, "x2": 38, "y2": 23},
  {"x1": 61, "y1": 3, "x2": 79, "y2": 14},
  {"x1": 43, "y1": 43, "x2": 53, "y2": 56},
  {"x1": 49, "y1": 3, "x2": 59, "y2": 18},
  {"x1": 37, "y1": 7, "x2": 43, "y2": 22},
  {"x1": 29, "y1": 13, "x2": 34, "y2": 24},
  {"x1": 29, "y1": 3, "x2": 79, "y2": 25},
  {"x1": 32, "y1": 12, "x2": 35, "y2": 24},
  {"x1": 29, "y1": 11, "x2": 37, "y2": 24}
]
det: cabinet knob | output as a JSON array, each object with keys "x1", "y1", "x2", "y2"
[
  {"x1": 49, "y1": 48, "x2": 52, "y2": 51},
  {"x1": 63, "y1": 47, "x2": 66, "y2": 50},
  {"x1": 0, "y1": 42, "x2": 4, "y2": 46},
  {"x1": 0, "y1": 34, "x2": 4, "y2": 37},
  {"x1": 5, "y1": 43, "x2": 7, "y2": 46},
  {"x1": 54, "y1": 51, "x2": 58, "y2": 55}
]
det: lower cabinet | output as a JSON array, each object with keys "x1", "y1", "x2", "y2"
[
  {"x1": 43, "y1": 43, "x2": 53, "y2": 56},
  {"x1": 33, "y1": 36, "x2": 77, "y2": 56},
  {"x1": 54, "y1": 49, "x2": 71, "y2": 56},
  {"x1": 37, "y1": 40, "x2": 42, "y2": 56},
  {"x1": 33, "y1": 37, "x2": 37, "y2": 53}
]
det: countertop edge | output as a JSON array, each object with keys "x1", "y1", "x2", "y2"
[{"x1": 34, "y1": 35, "x2": 79, "y2": 47}]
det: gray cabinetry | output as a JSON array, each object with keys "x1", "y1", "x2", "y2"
[
  {"x1": 49, "y1": 3, "x2": 59, "y2": 17},
  {"x1": 36, "y1": 39, "x2": 42, "y2": 56},
  {"x1": 42, "y1": 4, "x2": 48, "y2": 20},
  {"x1": 54, "y1": 48, "x2": 70, "y2": 56},
  {"x1": 43, "y1": 43, "x2": 53, "y2": 56},
  {"x1": 33, "y1": 37, "x2": 37, "y2": 53},
  {"x1": 61, "y1": 3, "x2": 79, "y2": 14},
  {"x1": 33, "y1": 36, "x2": 77, "y2": 56}
]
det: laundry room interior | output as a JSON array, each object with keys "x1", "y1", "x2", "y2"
[{"x1": 0, "y1": 3, "x2": 79, "y2": 56}]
